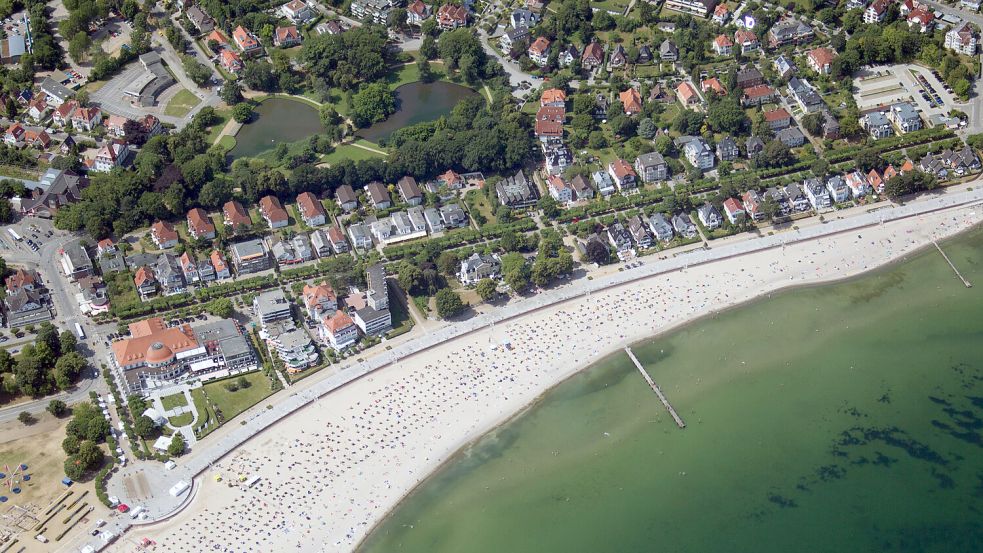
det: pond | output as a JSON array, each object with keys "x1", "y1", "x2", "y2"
[
  {"x1": 229, "y1": 98, "x2": 324, "y2": 159},
  {"x1": 357, "y1": 81, "x2": 479, "y2": 143}
]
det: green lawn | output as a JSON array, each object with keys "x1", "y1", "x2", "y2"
[
  {"x1": 464, "y1": 189, "x2": 497, "y2": 226},
  {"x1": 387, "y1": 293, "x2": 414, "y2": 338},
  {"x1": 167, "y1": 412, "x2": 194, "y2": 426},
  {"x1": 190, "y1": 387, "x2": 217, "y2": 437},
  {"x1": 160, "y1": 393, "x2": 188, "y2": 410},
  {"x1": 164, "y1": 88, "x2": 201, "y2": 118},
  {"x1": 199, "y1": 371, "x2": 274, "y2": 423},
  {"x1": 106, "y1": 271, "x2": 139, "y2": 308},
  {"x1": 206, "y1": 107, "x2": 233, "y2": 144},
  {"x1": 320, "y1": 143, "x2": 386, "y2": 165},
  {"x1": 216, "y1": 135, "x2": 237, "y2": 153},
  {"x1": 592, "y1": 0, "x2": 631, "y2": 13}
]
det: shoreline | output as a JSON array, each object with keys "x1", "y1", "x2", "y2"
[
  {"x1": 128, "y1": 198, "x2": 983, "y2": 553},
  {"x1": 352, "y1": 218, "x2": 982, "y2": 551}
]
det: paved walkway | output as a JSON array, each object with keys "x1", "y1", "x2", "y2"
[{"x1": 87, "y1": 185, "x2": 983, "y2": 548}]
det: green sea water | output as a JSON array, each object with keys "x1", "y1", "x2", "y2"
[{"x1": 360, "y1": 228, "x2": 983, "y2": 553}]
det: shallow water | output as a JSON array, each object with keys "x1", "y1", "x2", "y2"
[{"x1": 360, "y1": 227, "x2": 983, "y2": 553}]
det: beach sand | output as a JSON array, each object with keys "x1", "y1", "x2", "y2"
[{"x1": 128, "y1": 205, "x2": 981, "y2": 553}]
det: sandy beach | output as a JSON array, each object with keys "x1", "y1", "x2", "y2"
[{"x1": 126, "y1": 204, "x2": 981, "y2": 553}]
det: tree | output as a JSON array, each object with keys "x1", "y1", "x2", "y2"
[
  {"x1": 585, "y1": 239, "x2": 610, "y2": 265},
  {"x1": 436, "y1": 251, "x2": 459, "y2": 276},
  {"x1": 37, "y1": 322, "x2": 60, "y2": 355},
  {"x1": 397, "y1": 261, "x2": 423, "y2": 294},
  {"x1": 319, "y1": 104, "x2": 341, "y2": 129},
  {"x1": 47, "y1": 399, "x2": 68, "y2": 417},
  {"x1": 182, "y1": 55, "x2": 213, "y2": 87},
  {"x1": 62, "y1": 435, "x2": 81, "y2": 455},
  {"x1": 707, "y1": 98, "x2": 749, "y2": 135},
  {"x1": 420, "y1": 35, "x2": 438, "y2": 60},
  {"x1": 205, "y1": 297, "x2": 234, "y2": 318},
  {"x1": 856, "y1": 148, "x2": 883, "y2": 172},
  {"x1": 236, "y1": 376, "x2": 251, "y2": 389},
  {"x1": 501, "y1": 253, "x2": 530, "y2": 293},
  {"x1": 884, "y1": 171, "x2": 936, "y2": 199},
  {"x1": 637, "y1": 118, "x2": 657, "y2": 139},
  {"x1": 302, "y1": 26, "x2": 393, "y2": 90},
  {"x1": 350, "y1": 83, "x2": 396, "y2": 128},
  {"x1": 801, "y1": 112, "x2": 824, "y2": 136},
  {"x1": 243, "y1": 60, "x2": 278, "y2": 91},
  {"x1": 418, "y1": 57, "x2": 435, "y2": 83},
  {"x1": 220, "y1": 80, "x2": 243, "y2": 105},
  {"x1": 17, "y1": 411, "x2": 33, "y2": 424},
  {"x1": 435, "y1": 288, "x2": 465, "y2": 319},
  {"x1": 475, "y1": 278, "x2": 497, "y2": 301},
  {"x1": 54, "y1": 352, "x2": 87, "y2": 390},
  {"x1": 59, "y1": 331, "x2": 78, "y2": 354},
  {"x1": 168, "y1": 433, "x2": 186, "y2": 456},
  {"x1": 232, "y1": 103, "x2": 255, "y2": 123},
  {"x1": 68, "y1": 31, "x2": 91, "y2": 63},
  {"x1": 133, "y1": 415, "x2": 157, "y2": 439},
  {"x1": 755, "y1": 140, "x2": 793, "y2": 169},
  {"x1": 538, "y1": 195, "x2": 560, "y2": 218}
]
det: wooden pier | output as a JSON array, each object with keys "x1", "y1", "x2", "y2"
[
  {"x1": 625, "y1": 347, "x2": 686, "y2": 429},
  {"x1": 934, "y1": 241, "x2": 972, "y2": 288}
]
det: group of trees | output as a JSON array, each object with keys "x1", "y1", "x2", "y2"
[
  {"x1": 0, "y1": 322, "x2": 86, "y2": 399},
  {"x1": 62, "y1": 401, "x2": 109, "y2": 480}
]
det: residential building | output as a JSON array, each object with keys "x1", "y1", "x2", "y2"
[
  {"x1": 735, "y1": 66, "x2": 765, "y2": 90},
  {"x1": 807, "y1": 47, "x2": 837, "y2": 75},
  {"x1": 776, "y1": 127, "x2": 805, "y2": 147},
  {"x1": 716, "y1": 137, "x2": 739, "y2": 162},
  {"x1": 186, "y1": 5, "x2": 215, "y2": 33},
  {"x1": 223, "y1": 200, "x2": 252, "y2": 233},
  {"x1": 264, "y1": 319, "x2": 319, "y2": 372},
  {"x1": 672, "y1": 213, "x2": 698, "y2": 238},
  {"x1": 592, "y1": 170, "x2": 616, "y2": 196},
  {"x1": 647, "y1": 213, "x2": 674, "y2": 242},
  {"x1": 366, "y1": 181, "x2": 392, "y2": 209},
  {"x1": 295, "y1": 192, "x2": 327, "y2": 227},
  {"x1": 187, "y1": 208, "x2": 216, "y2": 240},
  {"x1": 676, "y1": 82, "x2": 700, "y2": 106},
  {"x1": 529, "y1": 36, "x2": 551, "y2": 66},
  {"x1": 712, "y1": 34, "x2": 733, "y2": 56},
  {"x1": 788, "y1": 77, "x2": 823, "y2": 112},
  {"x1": 440, "y1": 203, "x2": 469, "y2": 228},
  {"x1": 17, "y1": 169, "x2": 87, "y2": 217},
  {"x1": 863, "y1": 110, "x2": 895, "y2": 139},
  {"x1": 303, "y1": 282, "x2": 338, "y2": 320},
  {"x1": 619, "y1": 88, "x2": 643, "y2": 115},
  {"x1": 459, "y1": 253, "x2": 501, "y2": 285},
  {"x1": 697, "y1": 203, "x2": 722, "y2": 230},
  {"x1": 712, "y1": 3, "x2": 730, "y2": 24},
  {"x1": 282, "y1": 0, "x2": 315, "y2": 23},
  {"x1": 734, "y1": 29, "x2": 759, "y2": 53},
  {"x1": 348, "y1": 222, "x2": 373, "y2": 250},
  {"x1": 742, "y1": 84, "x2": 777, "y2": 106},
  {"x1": 826, "y1": 175, "x2": 850, "y2": 203},
  {"x1": 230, "y1": 239, "x2": 271, "y2": 274},
  {"x1": 701, "y1": 77, "x2": 726, "y2": 96},
  {"x1": 274, "y1": 26, "x2": 302, "y2": 48},
  {"x1": 804, "y1": 177, "x2": 832, "y2": 209},
  {"x1": 608, "y1": 159, "x2": 638, "y2": 192},
  {"x1": 867, "y1": 169, "x2": 885, "y2": 194},
  {"x1": 354, "y1": 305, "x2": 392, "y2": 336},
  {"x1": 92, "y1": 141, "x2": 128, "y2": 172},
  {"x1": 722, "y1": 198, "x2": 746, "y2": 225},
  {"x1": 232, "y1": 25, "x2": 262, "y2": 56},
  {"x1": 351, "y1": 0, "x2": 391, "y2": 24},
  {"x1": 510, "y1": 8, "x2": 539, "y2": 28},
  {"x1": 763, "y1": 108, "x2": 792, "y2": 130},
  {"x1": 500, "y1": 26, "x2": 529, "y2": 51},
  {"x1": 336, "y1": 185, "x2": 358, "y2": 211},
  {"x1": 220, "y1": 50, "x2": 243, "y2": 73},
  {"x1": 683, "y1": 137, "x2": 715, "y2": 170},
  {"x1": 845, "y1": 171, "x2": 870, "y2": 198},
  {"x1": 570, "y1": 174, "x2": 594, "y2": 201},
  {"x1": 606, "y1": 223, "x2": 633, "y2": 255},
  {"x1": 582, "y1": 42, "x2": 604, "y2": 70},
  {"x1": 407, "y1": 0, "x2": 432, "y2": 25},
  {"x1": 259, "y1": 195, "x2": 289, "y2": 228},
  {"x1": 496, "y1": 170, "x2": 537, "y2": 208},
  {"x1": 907, "y1": 8, "x2": 935, "y2": 33},
  {"x1": 5, "y1": 268, "x2": 39, "y2": 294},
  {"x1": 889, "y1": 102, "x2": 922, "y2": 134},
  {"x1": 423, "y1": 208, "x2": 444, "y2": 233},
  {"x1": 543, "y1": 141, "x2": 572, "y2": 175},
  {"x1": 547, "y1": 175, "x2": 573, "y2": 203},
  {"x1": 134, "y1": 266, "x2": 157, "y2": 298},
  {"x1": 437, "y1": 3, "x2": 469, "y2": 29},
  {"x1": 741, "y1": 189, "x2": 765, "y2": 221},
  {"x1": 608, "y1": 45, "x2": 627, "y2": 68},
  {"x1": 254, "y1": 289, "x2": 292, "y2": 324},
  {"x1": 774, "y1": 55, "x2": 797, "y2": 79},
  {"x1": 559, "y1": 44, "x2": 579, "y2": 67},
  {"x1": 179, "y1": 252, "x2": 199, "y2": 283},
  {"x1": 59, "y1": 239, "x2": 93, "y2": 281},
  {"x1": 40, "y1": 77, "x2": 74, "y2": 105},
  {"x1": 153, "y1": 254, "x2": 186, "y2": 295},
  {"x1": 151, "y1": 221, "x2": 179, "y2": 249},
  {"x1": 320, "y1": 310, "x2": 358, "y2": 350},
  {"x1": 865, "y1": 0, "x2": 890, "y2": 23},
  {"x1": 767, "y1": 18, "x2": 813, "y2": 48},
  {"x1": 627, "y1": 215, "x2": 653, "y2": 249},
  {"x1": 664, "y1": 0, "x2": 717, "y2": 17},
  {"x1": 635, "y1": 152, "x2": 668, "y2": 182},
  {"x1": 534, "y1": 106, "x2": 565, "y2": 141},
  {"x1": 366, "y1": 263, "x2": 389, "y2": 311},
  {"x1": 660, "y1": 39, "x2": 679, "y2": 62},
  {"x1": 3, "y1": 287, "x2": 51, "y2": 327},
  {"x1": 940, "y1": 146, "x2": 981, "y2": 175},
  {"x1": 310, "y1": 229, "x2": 331, "y2": 258}
]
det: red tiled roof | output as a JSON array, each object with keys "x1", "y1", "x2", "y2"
[
  {"x1": 297, "y1": 192, "x2": 325, "y2": 220},
  {"x1": 763, "y1": 108, "x2": 791, "y2": 122}
]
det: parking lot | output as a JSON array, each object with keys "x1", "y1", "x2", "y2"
[
  {"x1": 93, "y1": 16, "x2": 133, "y2": 56},
  {"x1": 89, "y1": 62, "x2": 180, "y2": 122},
  {"x1": 854, "y1": 64, "x2": 961, "y2": 118}
]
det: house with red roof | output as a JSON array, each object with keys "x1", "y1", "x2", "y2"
[
  {"x1": 71, "y1": 106, "x2": 102, "y2": 131},
  {"x1": 528, "y1": 36, "x2": 551, "y2": 66},
  {"x1": 807, "y1": 47, "x2": 837, "y2": 75},
  {"x1": 187, "y1": 208, "x2": 216, "y2": 240},
  {"x1": 259, "y1": 196, "x2": 289, "y2": 228},
  {"x1": 297, "y1": 192, "x2": 326, "y2": 226},
  {"x1": 274, "y1": 26, "x2": 302, "y2": 48},
  {"x1": 220, "y1": 49, "x2": 243, "y2": 73},
  {"x1": 151, "y1": 221, "x2": 179, "y2": 249},
  {"x1": 676, "y1": 82, "x2": 700, "y2": 106},
  {"x1": 763, "y1": 108, "x2": 792, "y2": 130},
  {"x1": 320, "y1": 310, "x2": 358, "y2": 350},
  {"x1": 701, "y1": 77, "x2": 726, "y2": 96},
  {"x1": 406, "y1": 0, "x2": 431, "y2": 25},
  {"x1": 581, "y1": 42, "x2": 604, "y2": 71},
  {"x1": 437, "y1": 3, "x2": 469, "y2": 30},
  {"x1": 223, "y1": 200, "x2": 252, "y2": 232},
  {"x1": 607, "y1": 159, "x2": 638, "y2": 192},
  {"x1": 534, "y1": 106, "x2": 564, "y2": 141},
  {"x1": 232, "y1": 25, "x2": 262, "y2": 55},
  {"x1": 712, "y1": 34, "x2": 733, "y2": 56},
  {"x1": 722, "y1": 198, "x2": 746, "y2": 224},
  {"x1": 619, "y1": 88, "x2": 643, "y2": 115},
  {"x1": 540, "y1": 88, "x2": 567, "y2": 108},
  {"x1": 734, "y1": 30, "x2": 759, "y2": 52}
]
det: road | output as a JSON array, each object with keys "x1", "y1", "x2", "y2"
[
  {"x1": 76, "y1": 180, "x2": 983, "y2": 553},
  {"x1": 0, "y1": 219, "x2": 111, "y2": 423}
]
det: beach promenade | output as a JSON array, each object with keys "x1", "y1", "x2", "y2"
[{"x1": 94, "y1": 187, "x2": 983, "y2": 552}]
